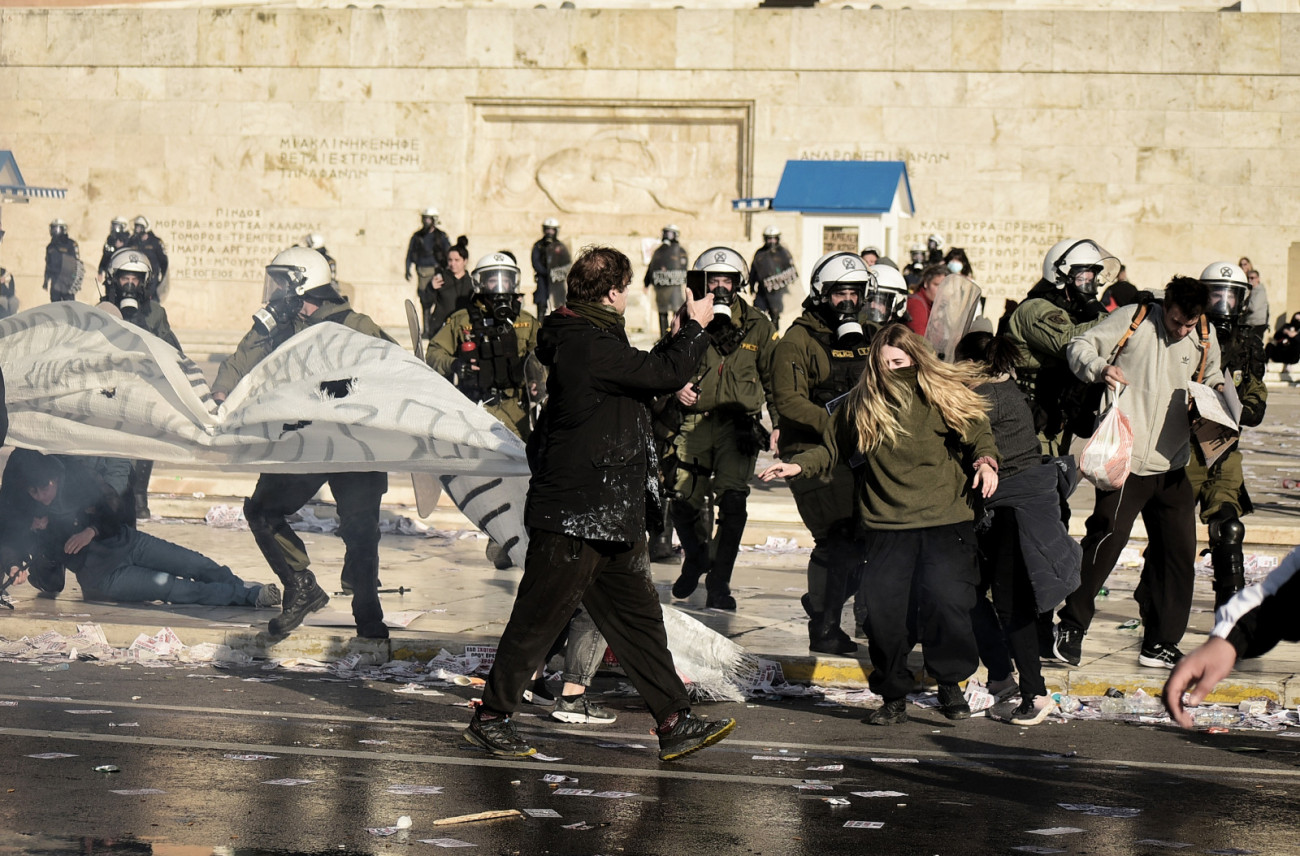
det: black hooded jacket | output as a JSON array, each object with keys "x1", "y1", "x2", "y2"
[{"x1": 524, "y1": 306, "x2": 709, "y2": 543}]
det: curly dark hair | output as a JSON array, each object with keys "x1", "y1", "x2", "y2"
[{"x1": 566, "y1": 245, "x2": 632, "y2": 303}]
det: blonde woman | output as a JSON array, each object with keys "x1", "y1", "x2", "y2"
[{"x1": 761, "y1": 324, "x2": 998, "y2": 726}]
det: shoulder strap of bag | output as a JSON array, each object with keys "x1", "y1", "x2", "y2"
[
  {"x1": 1194, "y1": 314, "x2": 1210, "y2": 383},
  {"x1": 1106, "y1": 303, "x2": 1149, "y2": 366}
]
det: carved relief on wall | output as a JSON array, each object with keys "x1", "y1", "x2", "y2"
[{"x1": 469, "y1": 99, "x2": 753, "y2": 236}]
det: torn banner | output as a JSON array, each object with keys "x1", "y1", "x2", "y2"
[{"x1": 0, "y1": 302, "x2": 530, "y2": 564}]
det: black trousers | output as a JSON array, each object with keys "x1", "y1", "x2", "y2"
[
  {"x1": 1057, "y1": 469, "x2": 1196, "y2": 647},
  {"x1": 981, "y1": 509, "x2": 1048, "y2": 701},
  {"x1": 244, "y1": 471, "x2": 387, "y2": 632},
  {"x1": 481, "y1": 528, "x2": 691, "y2": 723},
  {"x1": 859, "y1": 522, "x2": 980, "y2": 701}
]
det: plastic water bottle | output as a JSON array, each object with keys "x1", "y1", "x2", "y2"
[
  {"x1": 1099, "y1": 695, "x2": 1164, "y2": 716},
  {"x1": 1052, "y1": 693, "x2": 1082, "y2": 714},
  {"x1": 1193, "y1": 708, "x2": 1241, "y2": 727}
]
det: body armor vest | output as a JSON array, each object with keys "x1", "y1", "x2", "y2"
[
  {"x1": 808, "y1": 327, "x2": 870, "y2": 406},
  {"x1": 466, "y1": 303, "x2": 525, "y2": 397}
]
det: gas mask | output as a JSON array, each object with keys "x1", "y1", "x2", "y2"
[
  {"x1": 710, "y1": 275, "x2": 738, "y2": 320},
  {"x1": 824, "y1": 289, "x2": 865, "y2": 346},
  {"x1": 253, "y1": 294, "x2": 302, "y2": 337},
  {"x1": 113, "y1": 277, "x2": 149, "y2": 316},
  {"x1": 487, "y1": 293, "x2": 521, "y2": 323}
]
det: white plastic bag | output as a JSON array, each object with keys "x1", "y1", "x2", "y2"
[{"x1": 1078, "y1": 389, "x2": 1133, "y2": 490}]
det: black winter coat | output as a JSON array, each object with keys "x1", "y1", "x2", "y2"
[{"x1": 525, "y1": 308, "x2": 709, "y2": 543}]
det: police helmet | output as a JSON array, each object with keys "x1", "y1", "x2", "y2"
[
  {"x1": 762, "y1": 225, "x2": 781, "y2": 239},
  {"x1": 49, "y1": 218, "x2": 67, "y2": 236},
  {"x1": 927, "y1": 233, "x2": 945, "y2": 251},
  {"x1": 132, "y1": 215, "x2": 150, "y2": 234},
  {"x1": 420, "y1": 207, "x2": 439, "y2": 220},
  {"x1": 263, "y1": 246, "x2": 337, "y2": 304},
  {"x1": 866, "y1": 263, "x2": 909, "y2": 324},
  {"x1": 662, "y1": 224, "x2": 680, "y2": 242},
  {"x1": 1199, "y1": 261, "x2": 1249, "y2": 325},
  {"x1": 472, "y1": 252, "x2": 521, "y2": 295},
  {"x1": 808, "y1": 251, "x2": 873, "y2": 303},
  {"x1": 305, "y1": 232, "x2": 325, "y2": 250},
  {"x1": 108, "y1": 248, "x2": 153, "y2": 311},
  {"x1": 542, "y1": 217, "x2": 560, "y2": 230},
  {"x1": 110, "y1": 216, "x2": 129, "y2": 235},
  {"x1": 1048, "y1": 239, "x2": 1120, "y2": 297},
  {"x1": 692, "y1": 246, "x2": 749, "y2": 292}
]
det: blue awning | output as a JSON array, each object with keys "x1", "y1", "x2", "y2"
[
  {"x1": 0, "y1": 151, "x2": 67, "y2": 202},
  {"x1": 770, "y1": 160, "x2": 913, "y2": 216}
]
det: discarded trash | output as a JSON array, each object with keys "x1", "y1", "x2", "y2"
[
  {"x1": 843, "y1": 821, "x2": 884, "y2": 829},
  {"x1": 1097, "y1": 586, "x2": 1109, "y2": 597},
  {"x1": 387, "y1": 785, "x2": 443, "y2": 795},
  {"x1": 418, "y1": 839, "x2": 476, "y2": 848},
  {"x1": 823, "y1": 797, "x2": 851, "y2": 806},
  {"x1": 531, "y1": 752, "x2": 562, "y2": 762},
  {"x1": 107, "y1": 722, "x2": 138, "y2": 728},
  {"x1": 1192, "y1": 709, "x2": 1240, "y2": 728},
  {"x1": 26, "y1": 753, "x2": 77, "y2": 760},
  {"x1": 562, "y1": 821, "x2": 595, "y2": 831},
  {"x1": 1052, "y1": 694, "x2": 1082, "y2": 715},
  {"x1": 807, "y1": 764, "x2": 844, "y2": 772},
  {"x1": 38, "y1": 664, "x2": 69, "y2": 672},
  {"x1": 1099, "y1": 695, "x2": 1164, "y2": 716},
  {"x1": 223, "y1": 754, "x2": 278, "y2": 761},
  {"x1": 1237, "y1": 699, "x2": 1269, "y2": 716},
  {"x1": 396, "y1": 816, "x2": 412, "y2": 829},
  {"x1": 543, "y1": 774, "x2": 576, "y2": 784},
  {"x1": 432, "y1": 809, "x2": 523, "y2": 826},
  {"x1": 92, "y1": 765, "x2": 120, "y2": 773},
  {"x1": 1028, "y1": 827, "x2": 1085, "y2": 835},
  {"x1": 1117, "y1": 619, "x2": 1140, "y2": 630},
  {"x1": 1058, "y1": 803, "x2": 1141, "y2": 818},
  {"x1": 852, "y1": 791, "x2": 907, "y2": 798},
  {"x1": 261, "y1": 778, "x2": 314, "y2": 786},
  {"x1": 453, "y1": 675, "x2": 486, "y2": 688},
  {"x1": 524, "y1": 808, "x2": 561, "y2": 818}
]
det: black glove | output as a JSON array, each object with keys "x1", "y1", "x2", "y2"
[{"x1": 451, "y1": 358, "x2": 481, "y2": 401}]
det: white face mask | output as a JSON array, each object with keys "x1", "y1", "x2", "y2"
[{"x1": 947, "y1": 261, "x2": 963, "y2": 274}]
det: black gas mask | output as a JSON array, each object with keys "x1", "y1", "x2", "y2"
[
  {"x1": 113, "y1": 276, "x2": 149, "y2": 316},
  {"x1": 486, "y1": 293, "x2": 521, "y2": 323},
  {"x1": 253, "y1": 294, "x2": 302, "y2": 337},
  {"x1": 823, "y1": 287, "x2": 866, "y2": 347},
  {"x1": 709, "y1": 274, "x2": 739, "y2": 321}
]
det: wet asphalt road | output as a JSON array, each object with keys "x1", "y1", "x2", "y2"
[{"x1": 0, "y1": 663, "x2": 1298, "y2": 856}]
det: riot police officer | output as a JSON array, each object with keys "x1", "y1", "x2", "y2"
[
  {"x1": 426, "y1": 252, "x2": 540, "y2": 441},
  {"x1": 43, "y1": 219, "x2": 81, "y2": 302},
  {"x1": 772, "y1": 253, "x2": 908, "y2": 653},
  {"x1": 644, "y1": 224, "x2": 689, "y2": 339},
  {"x1": 749, "y1": 225, "x2": 798, "y2": 329},
  {"x1": 97, "y1": 217, "x2": 130, "y2": 283},
  {"x1": 406, "y1": 207, "x2": 451, "y2": 326},
  {"x1": 126, "y1": 216, "x2": 168, "y2": 298},
  {"x1": 1005, "y1": 239, "x2": 1119, "y2": 455},
  {"x1": 104, "y1": 248, "x2": 184, "y2": 520},
  {"x1": 1188, "y1": 262, "x2": 1268, "y2": 609},
  {"x1": 669, "y1": 247, "x2": 780, "y2": 611},
  {"x1": 212, "y1": 247, "x2": 397, "y2": 640},
  {"x1": 530, "y1": 218, "x2": 571, "y2": 313},
  {"x1": 303, "y1": 232, "x2": 338, "y2": 287}
]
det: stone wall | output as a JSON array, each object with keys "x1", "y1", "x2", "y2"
[{"x1": 0, "y1": 7, "x2": 1296, "y2": 333}]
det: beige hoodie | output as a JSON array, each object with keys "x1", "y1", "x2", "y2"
[{"x1": 1067, "y1": 303, "x2": 1223, "y2": 477}]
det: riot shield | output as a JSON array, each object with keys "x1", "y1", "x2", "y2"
[{"x1": 924, "y1": 273, "x2": 981, "y2": 362}]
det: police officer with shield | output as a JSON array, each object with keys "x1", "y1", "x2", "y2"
[
  {"x1": 531, "y1": 218, "x2": 572, "y2": 313},
  {"x1": 1187, "y1": 262, "x2": 1268, "y2": 609},
  {"x1": 644, "y1": 224, "x2": 689, "y2": 339},
  {"x1": 750, "y1": 225, "x2": 798, "y2": 329},
  {"x1": 772, "y1": 253, "x2": 908, "y2": 653},
  {"x1": 669, "y1": 247, "x2": 780, "y2": 611},
  {"x1": 213, "y1": 247, "x2": 397, "y2": 639},
  {"x1": 43, "y1": 219, "x2": 82, "y2": 302}
]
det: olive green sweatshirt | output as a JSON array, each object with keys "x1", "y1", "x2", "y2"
[{"x1": 790, "y1": 366, "x2": 999, "y2": 530}]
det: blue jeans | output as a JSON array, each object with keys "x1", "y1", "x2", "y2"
[{"x1": 78, "y1": 531, "x2": 261, "y2": 606}]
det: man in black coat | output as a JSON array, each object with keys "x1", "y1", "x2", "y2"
[{"x1": 465, "y1": 245, "x2": 737, "y2": 762}]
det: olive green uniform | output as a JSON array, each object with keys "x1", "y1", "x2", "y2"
[
  {"x1": 215, "y1": 299, "x2": 398, "y2": 638},
  {"x1": 670, "y1": 297, "x2": 780, "y2": 607},
  {"x1": 1186, "y1": 323, "x2": 1268, "y2": 607},
  {"x1": 1004, "y1": 288, "x2": 1103, "y2": 455},
  {"x1": 426, "y1": 302, "x2": 540, "y2": 440},
  {"x1": 772, "y1": 309, "x2": 877, "y2": 650}
]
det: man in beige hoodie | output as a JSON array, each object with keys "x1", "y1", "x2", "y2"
[{"x1": 1051, "y1": 276, "x2": 1223, "y2": 671}]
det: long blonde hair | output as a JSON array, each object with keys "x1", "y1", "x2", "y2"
[{"x1": 848, "y1": 324, "x2": 990, "y2": 453}]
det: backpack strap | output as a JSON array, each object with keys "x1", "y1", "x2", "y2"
[{"x1": 1106, "y1": 303, "x2": 1149, "y2": 366}]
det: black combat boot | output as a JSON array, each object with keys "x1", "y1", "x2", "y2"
[
  {"x1": 1209, "y1": 512, "x2": 1247, "y2": 610},
  {"x1": 671, "y1": 504, "x2": 710, "y2": 599},
  {"x1": 268, "y1": 570, "x2": 329, "y2": 636},
  {"x1": 704, "y1": 490, "x2": 747, "y2": 610}
]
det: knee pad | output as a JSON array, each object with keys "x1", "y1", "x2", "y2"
[
  {"x1": 1208, "y1": 513, "x2": 1245, "y2": 548},
  {"x1": 718, "y1": 490, "x2": 748, "y2": 522},
  {"x1": 242, "y1": 496, "x2": 270, "y2": 532}
]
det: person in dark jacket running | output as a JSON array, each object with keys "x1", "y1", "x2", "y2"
[{"x1": 464, "y1": 245, "x2": 737, "y2": 762}]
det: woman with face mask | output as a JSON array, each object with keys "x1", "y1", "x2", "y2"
[
  {"x1": 761, "y1": 325, "x2": 999, "y2": 726},
  {"x1": 943, "y1": 248, "x2": 973, "y2": 277}
]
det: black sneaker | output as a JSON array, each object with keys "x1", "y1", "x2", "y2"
[
  {"x1": 267, "y1": 573, "x2": 329, "y2": 637},
  {"x1": 937, "y1": 682, "x2": 971, "y2": 720},
  {"x1": 550, "y1": 695, "x2": 617, "y2": 725},
  {"x1": 1052, "y1": 625, "x2": 1084, "y2": 667},
  {"x1": 1138, "y1": 642, "x2": 1183, "y2": 669},
  {"x1": 672, "y1": 568, "x2": 705, "y2": 599},
  {"x1": 522, "y1": 678, "x2": 556, "y2": 707},
  {"x1": 809, "y1": 625, "x2": 859, "y2": 656},
  {"x1": 656, "y1": 711, "x2": 736, "y2": 761},
  {"x1": 463, "y1": 711, "x2": 536, "y2": 757},
  {"x1": 863, "y1": 697, "x2": 909, "y2": 726}
]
